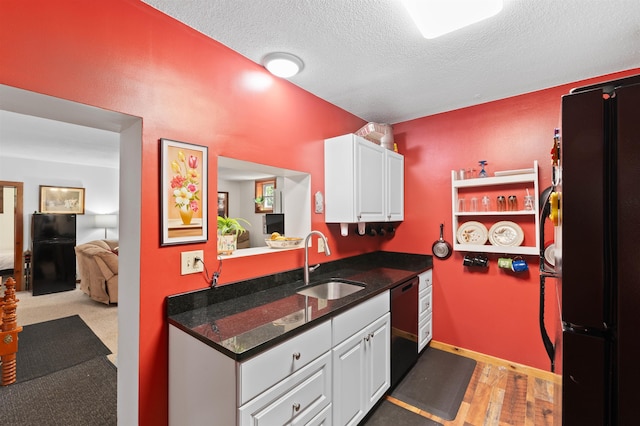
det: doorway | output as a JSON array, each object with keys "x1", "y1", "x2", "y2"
[
  {"x1": 0, "y1": 84, "x2": 142, "y2": 422},
  {"x1": 0, "y1": 181, "x2": 23, "y2": 291}
]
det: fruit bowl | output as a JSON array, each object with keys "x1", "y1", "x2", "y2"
[{"x1": 265, "y1": 238, "x2": 302, "y2": 249}]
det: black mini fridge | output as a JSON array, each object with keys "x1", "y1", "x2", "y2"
[{"x1": 31, "y1": 213, "x2": 77, "y2": 295}]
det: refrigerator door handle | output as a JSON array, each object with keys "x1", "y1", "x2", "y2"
[{"x1": 562, "y1": 321, "x2": 609, "y2": 338}]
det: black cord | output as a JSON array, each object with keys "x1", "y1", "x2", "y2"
[{"x1": 195, "y1": 256, "x2": 223, "y2": 288}]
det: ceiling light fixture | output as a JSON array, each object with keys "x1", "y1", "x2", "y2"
[
  {"x1": 401, "y1": 0, "x2": 503, "y2": 39},
  {"x1": 262, "y1": 52, "x2": 304, "y2": 78}
]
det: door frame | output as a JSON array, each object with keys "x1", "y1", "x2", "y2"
[{"x1": 0, "y1": 181, "x2": 24, "y2": 291}]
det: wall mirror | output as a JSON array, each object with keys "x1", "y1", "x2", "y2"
[{"x1": 218, "y1": 156, "x2": 311, "y2": 257}]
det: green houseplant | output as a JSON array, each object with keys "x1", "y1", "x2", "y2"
[{"x1": 217, "y1": 216, "x2": 250, "y2": 254}]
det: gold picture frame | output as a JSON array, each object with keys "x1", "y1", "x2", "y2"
[
  {"x1": 39, "y1": 185, "x2": 85, "y2": 214},
  {"x1": 160, "y1": 138, "x2": 208, "y2": 246}
]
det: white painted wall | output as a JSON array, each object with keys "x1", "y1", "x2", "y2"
[{"x1": 0, "y1": 156, "x2": 119, "y2": 246}]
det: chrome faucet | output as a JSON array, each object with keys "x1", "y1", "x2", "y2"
[{"x1": 304, "y1": 230, "x2": 331, "y2": 285}]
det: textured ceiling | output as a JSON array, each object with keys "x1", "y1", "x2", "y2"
[
  {"x1": 142, "y1": 0, "x2": 640, "y2": 124},
  {"x1": 3, "y1": 1, "x2": 640, "y2": 168}
]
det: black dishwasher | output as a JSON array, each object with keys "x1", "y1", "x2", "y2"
[{"x1": 390, "y1": 276, "x2": 419, "y2": 388}]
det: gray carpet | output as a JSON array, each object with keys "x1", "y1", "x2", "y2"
[
  {"x1": 391, "y1": 347, "x2": 476, "y2": 421},
  {"x1": 0, "y1": 356, "x2": 117, "y2": 425},
  {"x1": 15, "y1": 314, "x2": 112, "y2": 383},
  {"x1": 363, "y1": 400, "x2": 442, "y2": 426},
  {"x1": 0, "y1": 315, "x2": 116, "y2": 425}
]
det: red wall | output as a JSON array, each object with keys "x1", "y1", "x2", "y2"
[
  {"x1": 0, "y1": 1, "x2": 377, "y2": 424},
  {"x1": 2, "y1": 1, "x2": 639, "y2": 424},
  {"x1": 382, "y1": 68, "x2": 640, "y2": 373}
]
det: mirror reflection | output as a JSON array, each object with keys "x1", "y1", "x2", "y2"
[{"x1": 217, "y1": 156, "x2": 311, "y2": 254}]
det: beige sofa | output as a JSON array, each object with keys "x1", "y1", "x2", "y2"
[{"x1": 74, "y1": 240, "x2": 118, "y2": 304}]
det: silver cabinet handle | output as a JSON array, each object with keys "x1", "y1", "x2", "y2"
[
  {"x1": 293, "y1": 352, "x2": 301, "y2": 360},
  {"x1": 293, "y1": 402, "x2": 301, "y2": 412}
]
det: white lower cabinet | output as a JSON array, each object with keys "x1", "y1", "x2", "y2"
[
  {"x1": 331, "y1": 292, "x2": 391, "y2": 426},
  {"x1": 332, "y1": 313, "x2": 390, "y2": 425},
  {"x1": 418, "y1": 270, "x2": 433, "y2": 352},
  {"x1": 169, "y1": 290, "x2": 391, "y2": 426}
]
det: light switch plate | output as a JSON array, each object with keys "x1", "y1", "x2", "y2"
[
  {"x1": 314, "y1": 191, "x2": 324, "y2": 213},
  {"x1": 181, "y1": 250, "x2": 204, "y2": 275},
  {"x1": 317, "y1": 237, "x2": 325, "y2": 253}
]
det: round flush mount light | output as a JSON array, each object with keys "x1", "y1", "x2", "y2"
[{"x1": 262, "y1": 52, "x2": 304, "y2": 78}]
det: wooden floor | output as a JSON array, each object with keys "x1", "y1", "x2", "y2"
[{"x1": 386, "y1": 341, "x2": 561, "y2": 426}]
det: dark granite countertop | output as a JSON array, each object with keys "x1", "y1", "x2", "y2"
[{"x1": 167, "y1": 251, "x2": 432, "y2": 361}]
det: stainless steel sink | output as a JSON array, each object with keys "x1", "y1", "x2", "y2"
[{"x1": 296, "y1": 279, "x2": 365, "y2": 300}]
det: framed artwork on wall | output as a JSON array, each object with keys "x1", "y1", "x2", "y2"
[
  {"x1": 217, "y1": 192, "x2": 229, "y2": 218},
  {"x1": 39, "y1": 185, "x2": 85, "y2": 214},
  {"x1": 160, "y1": 138, "x2": 208, "y2": 246}
]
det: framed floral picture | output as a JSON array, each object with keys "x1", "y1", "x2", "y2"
[{"x1": 160, "y1": 138, "x2": 208, "y2": 245}]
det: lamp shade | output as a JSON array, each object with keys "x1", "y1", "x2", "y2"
[{"x1": 95, "y1": 214, "x2": 118, "y2": 228}]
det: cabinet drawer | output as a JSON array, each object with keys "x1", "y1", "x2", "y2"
[
  {"x1": 418, "y1": 313, "x2": 432, "y2": 352},
  {"x1": 418, "y1": 286, "x2": 432, "y2": 317},
  {"x1": 305, "y1": 403, "x2": 331, "y2": 426},
  {"x1": 332, "y1": 291, "x2": 389, "y2": 346},
  {"x1": 418, "y1": 269, "x2": 432, "y2": 292},
  {"x1": 239, "y1": 352, "x2": 332, "y2": 426},
  {"x1": 239, "y1": 320, "x2": 331, "y2": 404}
]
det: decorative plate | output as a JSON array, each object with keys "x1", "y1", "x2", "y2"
[
  {"x1": 544, "y1": 243, "x2": 556, "y2": 266},
  {"x1": 488, "y1": 221, "x2": 524, "y2": 247},
  {"x1": 456, "y1": 221, "x2": 489, "y2": 245}
]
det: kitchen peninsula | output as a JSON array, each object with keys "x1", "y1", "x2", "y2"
[{"x1": 167, "y1": 251, "x2": 432, "y2": 425}]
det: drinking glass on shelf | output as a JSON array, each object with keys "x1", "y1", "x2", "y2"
[
  {"x1": 470, "y1": 197, "x2": 478, "y2": 212},
  {"x1": 457, "y1": 198, "x2": 466, "y2": 212},
  {"x1": 524, "y1": 195, "x2": 534, "y2": 210},
  {"x1": 497, "y1": 195, "x2": 506, "y2": 211},
  {"x1": 482, "y1": 195, "x2": 490, "y2": 211}
]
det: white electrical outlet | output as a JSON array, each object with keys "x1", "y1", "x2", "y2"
[
  {"x1": 181, "y1": 250, "x2": 204, "y2": 275},
  {"x1": 317, "y1": 237, "x2": 325, "y2": 253}
]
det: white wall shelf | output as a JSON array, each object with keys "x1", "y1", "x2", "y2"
[{"x1": 451, "y1": 161, "x2": 540, "y2": 255}]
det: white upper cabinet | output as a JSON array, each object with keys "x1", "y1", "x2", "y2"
[
  {"x1": 385, "y1": 149, "x2": 404, "y2": 221},
  {"x1": 325, "y1": 134, "x2": 404, "y2": 224}
]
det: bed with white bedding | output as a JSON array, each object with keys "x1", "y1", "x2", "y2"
[{"x1": 0, "y1": 248, "x2": 14, "y2": 273}]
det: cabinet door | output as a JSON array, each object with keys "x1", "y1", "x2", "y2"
[
  {"x1": 355, "y1": 138, "x2": 385, "y2": 222},
  {"x1": 332, "y1": 331, "x2": 366, "y2": 426},
  {"x1": 385, "y1": 150, "x2": 404, "y2": 221},
  {"x1": 365, "y1": 313, "x2": 391, "y2": 408}
]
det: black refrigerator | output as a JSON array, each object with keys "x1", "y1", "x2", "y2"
[
  {"x1": 32, "y1": 213, "x2": 77, "y2": 295},
  {"x1": 557, "y1": 74, "x2": 640, "y2": 425}
]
